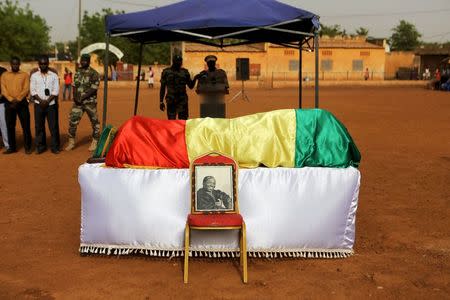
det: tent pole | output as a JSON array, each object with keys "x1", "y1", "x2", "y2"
[
  {"x1": 314, "y1": 31, "x2": 319, "y2": 108},
  {"x1": 298, "y1": 40, "x2": 302, "y2": 108},
  {"x1": 102, "y1": 33, "x2": 110, "y2": 129},
  {"x1": 134, "y1": 43, "x2": 144, "y2": 116}
]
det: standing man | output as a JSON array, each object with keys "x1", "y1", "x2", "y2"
[
  {"x1": 65, "y1": 54, "x2": 100, "y2": 151},
  {"x1": 30, "y1": 55, "x2": 60, "y2": 154},
  {"x1": 364, "y1": 68, "x2": 370, "y2": 81},
  {"x1": 147, "y1": 66, "x2": 154, "y2": 88},
  {"x1": 0, "y1": 66, "x2": 9, "y2": 150},
  {"x1": 195, "y1": 55, "x2": 229, "y2": 118},
  {"x1": 63, "y1": 67, "x2": 73, "y2": 101},
  {"x1": 159, "y1": 55, "x2": 198, "y2": 120},
  {"x1": 0, "y1": 57, "x2": 32, "y2": 154}
]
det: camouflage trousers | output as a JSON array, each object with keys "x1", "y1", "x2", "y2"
[
  {"x1": 68, "y1": 102, "x2": 100, "y2": 139},
  {"x1": 166, "y1": 95, "x2": 188, "y2": 120}
]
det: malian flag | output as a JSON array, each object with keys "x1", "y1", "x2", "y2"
[{"x1": 105, "y1": 109, "x2": 360, "y2": 169}]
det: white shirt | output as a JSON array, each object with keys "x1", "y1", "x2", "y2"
[{"x1": 30, "y1": 70, "x2": 59, "y2": 105}]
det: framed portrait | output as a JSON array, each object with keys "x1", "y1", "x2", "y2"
[{"x1": 191, "y1": 152, "x2": 238, "y2": 214}]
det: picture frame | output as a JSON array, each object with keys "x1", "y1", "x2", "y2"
[{"x1": 191, "y1": 152, "x2": 238, "y2": 214}]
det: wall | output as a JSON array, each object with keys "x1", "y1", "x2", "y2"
[
  {"x1": 181, "y1": 41, "x2": 386, "y2": 84},
  {"x1": 385, "y1": 51, "x2": 417, "y2": 79},
  {"x1": 267, "y1": 46, "x2": 386, "y2": 81}
]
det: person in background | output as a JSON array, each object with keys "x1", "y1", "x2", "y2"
[
  {"x1": 364, "y1": 68, "x2": 370, "y2": 81},
  {"x1": 434, "y1": 68, "x2": 441, "y2": 90},
  {"x1": 0, "y1": 66, "x2": 9, "y2": 150},
  {"x1": 423, "y1": 67, "x2": 431, "y2": 80},
  {"x1": 0, "y1": 57, "x2": 32, "y2": 154},
  {"x1": 148, "y1": 66, "x2": 154, "y2": 88},
  {"x1": 65, "y1": 54, "x2": 100, "y2": 151},
  {"x1": 63, "y1": 67, "x2": 73, "y2": 101},
  {"x1": 195, "y1": 55, "x2": 229, "y2": 118},
  {"x1": 111, "y1": 68, "x2": 117, "y2": 81},
  {"x1": 30, "y1": 55, "x2": 60, "y2": 154},
  {"x1": 159, "y1": 55, "x2": 199, "y2": 120}
]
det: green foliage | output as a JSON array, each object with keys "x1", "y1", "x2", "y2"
[
  {"x1": 319, "y1": 24, "x2": 345, "y2": 38},
  {"x1": 75, "y1": 8, "x2": 170, "y2": 65},
  {"x1": 355, "y1": 27, "x2": 369, "y2": 36},
  {"x1": 0, "y1": 0, "x2": 50, "y2": 61},
  {"x1": 389, "y1": 20, "x2": 421, "y2": 51}
]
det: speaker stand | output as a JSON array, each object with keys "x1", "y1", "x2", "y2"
[{"x1": 229, "y1": 80, "x2": 250, "y2": 103}]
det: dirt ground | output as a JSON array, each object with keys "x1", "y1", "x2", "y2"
[{"x1": 0, "y1": 86, "x2": 449, "y2": 299}]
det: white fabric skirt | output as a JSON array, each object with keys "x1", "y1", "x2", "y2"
[{"x1": 79, "y1": 164, "x2": 361, "y2": 258}]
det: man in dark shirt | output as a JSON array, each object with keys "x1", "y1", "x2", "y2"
[
  {"x1": 196, "y1": 176, "x2": 232, "y2": 211},
  {"x1": 159, "y1": 55, "x2": 199, "y2": 120}
]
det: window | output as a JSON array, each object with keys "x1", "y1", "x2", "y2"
[
  {"x1": 321, "y1": 59, "x2": 333, "y2": 71},
  {"x1": 322, "y1": 50, "x2": 333, "y2": 56},
  {"x1": 352, "y1": 60, "x2": 364, "y2": 71},
  {"x1": 284, "y1": 50, "x2": 295, "y2": 56},
  {"x1": 288, "y1": 60, "x2": 299, "y2": 71}
]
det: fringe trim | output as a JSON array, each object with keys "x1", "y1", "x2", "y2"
[{"x1": 79, "y1": 245, "x2": 353, "y2": 259}]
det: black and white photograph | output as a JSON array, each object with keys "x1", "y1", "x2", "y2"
[{"x1": 194, "y1": 165, "x2": 234, "y2": 212}]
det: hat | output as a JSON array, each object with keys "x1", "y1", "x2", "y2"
[
  {"x1": 80, "y1": 53, "x2": 91, "y2": 61},
  {"x1": 204, "y1": 55, "x2": 217, "y2": 62}
]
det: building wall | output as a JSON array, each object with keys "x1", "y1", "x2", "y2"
[
  {"x1": 266, "y1": 46, "x2": 385, "y2": 80},
  {"x1": 385, "y1": 51, "x2": 416, "y2": 78},
  {"x1": 181, "y1": 50, "x2": 268, "y2": 81},
  {"x1": 182, "y1": 42, "x2": 386, "y2": 82}
]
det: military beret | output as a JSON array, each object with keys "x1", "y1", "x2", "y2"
[
  {"x1": 205, "y1": 55, "x2": 217, "y2": 62},
  {"x1": 80, "y1": 53, "x2": 91, "y2": 61}
]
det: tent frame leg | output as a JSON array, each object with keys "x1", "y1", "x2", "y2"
[
  {"x1": 298, "y1": 40, "x2": 302, "y2": 109},
  {"x1": 134, "y1": 42, "x2": 144, "y2": 116},
  {"x1": 314, "y1": 31, "x2": 319, "y2": 108}
]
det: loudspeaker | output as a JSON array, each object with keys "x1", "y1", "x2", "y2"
[{"x1": 236, "y1": 58, "x2": 249, "y2": 81}]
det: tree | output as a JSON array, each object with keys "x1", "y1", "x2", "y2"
[
  {"x1": 0, "y1": 0, "x2": 50, "y2": 61},
  {"x1": 319, "y1": 24, "x2": 344, "y2": 38},
  {"x1": 389, "y1": 20, "x2": 421, "y2": 51},
  {"x1": 77, "y1": 9, "x2": 170, "y2": 65},
  {"x1": 355, "y1": 27, "x2": 369, "y2": 37}
]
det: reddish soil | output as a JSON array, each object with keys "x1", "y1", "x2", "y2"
[{"x1": 0, "y1": 86, "x2": 449, "y2": 299}]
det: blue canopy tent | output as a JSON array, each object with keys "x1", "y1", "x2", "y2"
[{"x1": 103, "y1": 0, "x2": 320, "y2": 127}]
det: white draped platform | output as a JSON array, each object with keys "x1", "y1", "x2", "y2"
[{"x1": 79, "y1": 163, "x2": 360, "y2": 259}]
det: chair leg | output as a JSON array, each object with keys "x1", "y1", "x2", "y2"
[
  {"x1": 184, "y1": 224, "x2": 190, "y2": 283},
  {"x1": 240, "y1": 227, "x2": 243, "y2": 267},
  {"x1": 242, "y1": 222, "x2": 248, "y2": 283}
]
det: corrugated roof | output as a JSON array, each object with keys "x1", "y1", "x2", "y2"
[
  {"x1": 415, "y1": 48, "x2": 450, "y2": 56},
  {"x1": 184, "y1": 43, "x2": 265, "y2": 52},
  {"x1": 270, "y1": 37, "x2": 384, "y2": 49}
]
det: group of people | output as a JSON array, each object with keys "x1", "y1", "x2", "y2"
[
  {"x1": 428, "y1": 67, "x2": 450, "y2": 91},
  {"x1": 159, "y1": 54, "x2": 229, "y2": 120},
  {"x1": 0, "y1": 53, "x2": 100, "y2": 154}
]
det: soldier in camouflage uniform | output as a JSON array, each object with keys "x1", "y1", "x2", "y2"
[
  {"x1": 159, "y1": 55, "x2": 199, "y2": 120},
  {"x1": 65, "y1": 53, "x2": 100, "y2": 151}
]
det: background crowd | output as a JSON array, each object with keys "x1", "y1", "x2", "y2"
[{"x1": 0, "y1": 54, "x2": 100, "y2": 155}]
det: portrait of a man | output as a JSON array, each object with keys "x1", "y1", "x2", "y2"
[{"x1": 195, "y1": 173, "x2": 233, "y2": 212}]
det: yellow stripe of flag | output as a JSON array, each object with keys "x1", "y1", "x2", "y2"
[{"x1": 186, "y1": 109, "x2": 296, "y2": 168}]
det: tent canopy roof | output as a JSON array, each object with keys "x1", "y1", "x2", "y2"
[{"x1": 106, "y1": 0, "x2": 319, "y2": 47}]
